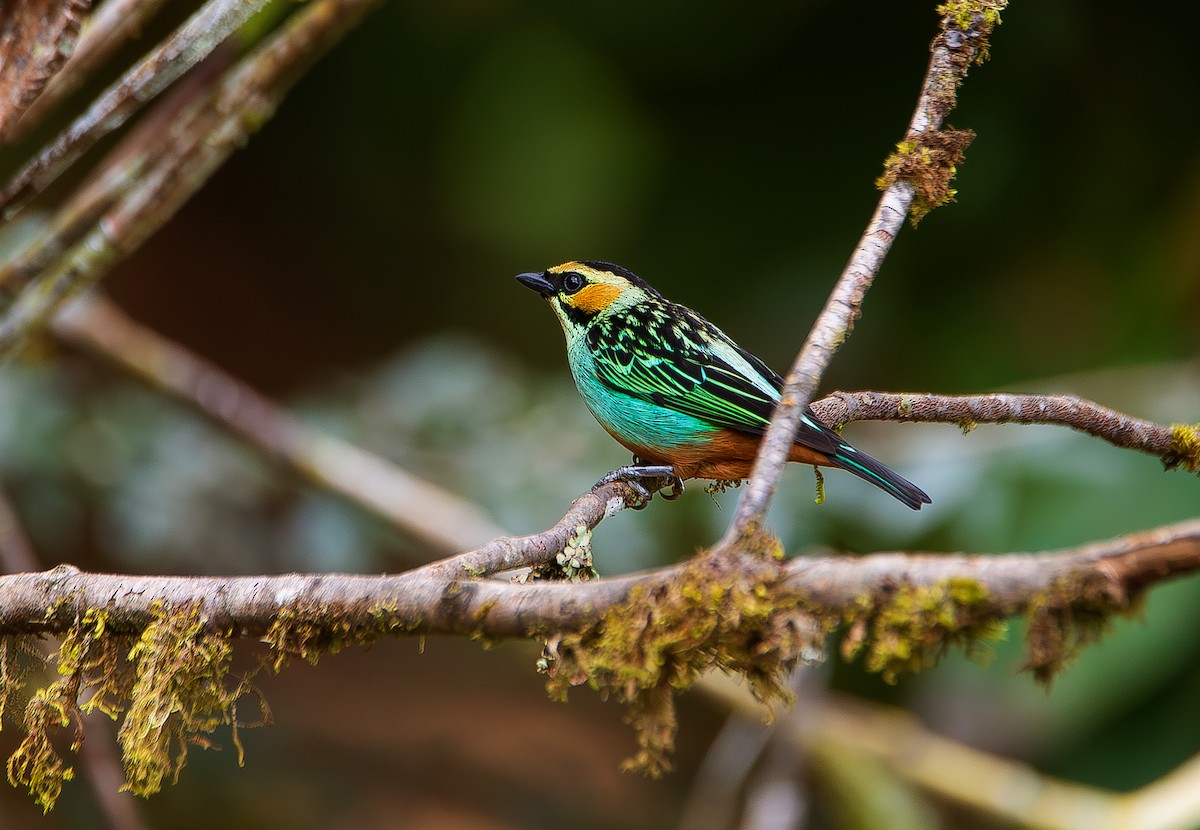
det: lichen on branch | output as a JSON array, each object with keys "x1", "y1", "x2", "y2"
[
  {"x1": 539, "y1": 531, "x2": 826, "y2": 776},
  {"x1": 876, "y1": 128, "x2": 975, "y2": 225}
]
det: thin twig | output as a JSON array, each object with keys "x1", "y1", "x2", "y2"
[
  {"x1": 55, "y1": 294, "x2": 507, "y2": 553},
  {"x1": 810, "y1": 390, "x2": 1200, "y2": 470},
  {"x1": 5, "y1": 0, "x2": 171, "y2": 145},
  {"x1": 0, "y1": 0, "x2": 272, "y2": 220},
  {"x1": 1, "y1": 517, "x2": 1196, "y2": 639},
  {"x1": 725, "y1": 4, "x2": 1005, "y2": 540},
  {"x1": 0, "y1": 0, "x2": 382, "y2": 362},
  {"x1": 0, "y1": 0, "x2": 91, "y2": 140},
  {"x1": 0, "y1": 46, "x2": 237, "y2": 294}
]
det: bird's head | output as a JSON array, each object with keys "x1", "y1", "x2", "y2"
[{"x1": 516, "y1": 261, "x2": 660, "y2": 330}]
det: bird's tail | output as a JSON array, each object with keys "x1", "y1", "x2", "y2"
[{"x1": 826, "y1": 445, "x2": 931, "y2": 511}]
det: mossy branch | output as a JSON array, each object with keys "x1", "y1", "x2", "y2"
[
  {"x1": 2, "y1": 516, "x2": 1198, "y2": 797},
  {"x1": 726, "y1": 1, "x2": 1007, "y2": 538}
]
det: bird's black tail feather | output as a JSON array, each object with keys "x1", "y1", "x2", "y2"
[{"x1": 827, "y1": 446, "x2": 931, "y2": 511}]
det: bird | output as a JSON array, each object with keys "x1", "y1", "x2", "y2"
[{"x1": 515, "y1": 260, "x2": 931, "y2": 510}]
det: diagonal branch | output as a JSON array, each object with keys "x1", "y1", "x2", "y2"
[
  {"x1": 0, "y1": 0, "x2": 382, "y2": 362},
  {"x1": 4, "y1": 0, "x2": 171, "y2": 146},
  {"x1": 54, "y1": 294, "x2": 506, "y2": 553},
  {"x1": 0, "y1": 0, "x2": 272, "y2": 220},
  {"x1": 725, "y1": 3, "x2": 1005, "y2": 540}
]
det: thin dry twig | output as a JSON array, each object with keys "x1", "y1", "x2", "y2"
[
  {"x1": 725, "y1": 3, "x2": 1005, "y2": 539},
  {"x1": 54, "y1": 294, "x2": 506, "y2": 553},
  {"x1": 811, "y1": 390, "x2": 1200, "y2": 470},
  {"x1": 0, "y1": 0, "x2": 272, "y2": 220},
  {"x1": 5, "y1": 0, "x2": 171, "y2": 145},
  {"x1": 0, "y1": 0, "x2": 91, "y2": 140},
  {"x1": 54, "y1": 296, "x2": 1198, "y2": 553},
  {"x1": 0, "y1": 0, "x2": 383, "y2": 362},
  {"x1": 0, "y1": 45, "x2": 238, "y2": 295}
]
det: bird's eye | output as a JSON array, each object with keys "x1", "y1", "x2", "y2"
[{"x1": 561, "y1": 273, "x2": 586, "y2": 295}]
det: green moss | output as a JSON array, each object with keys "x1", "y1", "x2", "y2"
[
  {"x1": 6, "y1": 609, "x2": 131, "y2": 811},
  {"x1": 937, "y1": 0, "x2": 1005, "y2": 37},
  {"x1": 265, "y1": 598, "x2": 422, "y2": 672},
  {"x1": 1021, "y1": 572, "x2": 1138, "y2": 687},
  {"x1": 540, "y1": 534, "x2": 829, "y2": 776},
  {"x1": 7, "y1": 687, "x2": 76, "y2": 813},
  {"x1": 118, "y1": 601, "x2": 246, "y2": 797},
  {"x1": 841, "y1": 578, "x2": 1006, "y2": 684},
  {"x1": 877, "y1": 130, "x2": 976, "y2": 225},
  {"x1": 1166, "y1": 422, "x2": 1200, "y2": 473}
]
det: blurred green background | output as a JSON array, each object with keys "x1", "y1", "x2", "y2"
[{"x1": 1, "y1": 0, "x2": 1198, "y2": 827}]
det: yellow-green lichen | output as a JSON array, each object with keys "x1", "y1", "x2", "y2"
[
  {"x1": 540, "y1": 537, "x2": 828, "y2": 776},
  {"x1": 841, "y1": 578, "x2": 1006, "y2": 684},
  {"x1": 118, "y1": 601, "x2": 247, "y2": 797},
  {"x1": 7, "y1": 686, "x2": 76, "y2": 813},
  {"x1": 1166, "y1": 422, "x2": 1200, "y2": 473},
  {"x1": 265, "y1": 599, "x2": 421, "y2": 672},
  {"x1": 1021, "y1": 572, "x2": 1137, "y2": 687},
  {"x1": 265, "y1": 603, "x2": 352, "y2": 669},
  {"x1": 938, "y1": 0, "x2": 1005, "y2": 42},
  {"x1": 7, "y1": 609, "x2": 134, "y2": 811},
  {"x1": 877, "y1": 130, "x2": 976, "y2": 226}
]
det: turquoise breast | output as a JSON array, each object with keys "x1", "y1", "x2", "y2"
[{"x1": 569, "y1": 353, "x2": 718, "y2": 451}]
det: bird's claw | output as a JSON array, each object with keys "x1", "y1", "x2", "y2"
[{"x1": 595, "y1": 464, "x2": 684, "y2": 508}]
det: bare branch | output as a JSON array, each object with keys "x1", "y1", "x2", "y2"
[
  {"x1": 0, "y1": 0, "x2": 382, "y2": 362},
  {"x1": 811, "y1": 390, "x2": 1200, "y2": 472},
  {"x1": 725, "y1": 4, "x2": 1005, "y2": 539},
  {"x1": 54, "y1": 294, "x2": 506, "y2": 553},
  {"x1": 5, "y1": 0, "x2": 170, "y2": 145},
  {"x1": 0, "y1": 0, "x2": 90, "y2": 141},
  {"x1": 0, "y1": 0, "x2": 272, "y2": 219}
]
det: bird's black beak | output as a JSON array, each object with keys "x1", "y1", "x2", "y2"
[{"x1": 516, "y1": 271, "x2": 555, "y2": 298}]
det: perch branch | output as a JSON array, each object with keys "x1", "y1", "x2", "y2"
[
  {"x1": 726, "y1": 3, "x2": 1005, "y2": 538},
  {"x1": 1, "y1": 517, "x2": 1196, "y2": 639},
  {"x1": 810, "y1": 390, "x2": 1200, "y2": 471}
]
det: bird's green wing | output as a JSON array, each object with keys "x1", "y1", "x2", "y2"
[{"x1": 590, "y1": 317, "x2": 799, "y2": 435}]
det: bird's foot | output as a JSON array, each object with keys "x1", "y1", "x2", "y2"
[{"x1": 596, "y1": 464, "x2": 684, "y2": 509}]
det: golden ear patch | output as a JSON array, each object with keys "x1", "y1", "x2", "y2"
[{"x1": 569, "y1": 281, "x2": 622, "y2": 314}]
